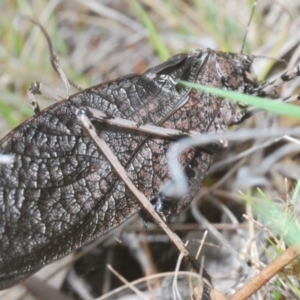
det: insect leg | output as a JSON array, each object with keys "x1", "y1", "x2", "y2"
[
  {"x1": 27, "y1": 82, "x2": 41, "y2": 114},
  {"x1": 21, "y1": 15, "x2": 84, "y2": 115},
  {"x1": 88, "y1": 106, "x2": 227, "y2": 154},
  {"x1": 27, "y1": 81, "x2": 65, "y2": 114},
  {"x1": 255, "y1": 65, "x2": 300, "y2": 96},
  {"x1": 238, "y1": 64, "x2": 300, "y2": 119},
  {"x1": 227, "y1": 65, "x2": 300, "y2": 120}
]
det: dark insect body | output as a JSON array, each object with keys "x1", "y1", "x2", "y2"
[{"x1": 0, "y1": 48, "x2": 257, "y2": 289}]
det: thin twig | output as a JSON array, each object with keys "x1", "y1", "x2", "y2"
[
  {"x1": 229, "y1": 243, "x2": 300, "y2": 300},
  {"x1": 77, "y1": 107, "x2": 200, "y2": 271}
]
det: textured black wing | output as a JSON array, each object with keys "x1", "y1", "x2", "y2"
[{"x1": 0, "y1": 51, "x2": 215, "y2": 289}]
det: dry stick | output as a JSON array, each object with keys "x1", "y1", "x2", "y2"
[
  {"x1": 77, "y1": 108, "x2": 196, "y2": 266},
  {"x1": 243, "y1": 214, "x2": 280, "y2": 245},
  {"x1": 191, "y1": 199, "x2": 250, "y2": 273},
  {"x1": 229, "y1": 243, "x2": 300, "y2": 300},
  {"x1": 90, "y1": 107, "x2": 204, "y2": 138},
  {"x1": 173, "y1": 242, "x2": 188, "y2": 300},
  {"x1": 96, "y1": 271, "x2": 204, "y2": 300},
  {"x1": 107, "y1": 265, "x2": 148, "y2": 300},
  {"x1": 78, "y1": 109, "x2": 213, "y2": 300},
  {"x1": 89, "y1": 107, "x2": 224, "y2": 153}
]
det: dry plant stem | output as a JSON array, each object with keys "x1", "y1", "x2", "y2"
[
  {"x1": 191, "y1": 199, "x2": 250, "y2": 272},
  {"x1": 89, "y1": 107, "x2": 219, "y2": 143},
  {"x1": 173, "y1": 244, "x2": 186, "y2": 300},
  {"x1": 198, "y1": 159, "x2": 246, "y2": 204},
  {"x1": 20, "y1": 15, "x2": 80, "y2": 93},
  {"x1": 67, "y1": 268, "x2": 94, "y2": 300},
  {"x1": 77, "y1": 108, "x2": 194, "y2": 264},
  {"x1": 196, "y1": 231, "x2": 208, "y2": 260},
  {"x1": 243, "y1": 214, "x2": 279, "y2": 245},
  {"x1": 210, "y1": 135, "x2": 291, "y2": 173},
  {"x1": 229, "y1": 243, "x2": 300, "y2": 300},
  {"x1": 129, "y1": 222, "x2": 252, "y2": 232},
  {"x1": 107, "y1": 264, "x2": 148, "y2": 300},
  {"x1": 138, "y1": 231, "x2": 159, "y2": 276},
  {"x1": 245, "y1": 203, "x2": 260, "y2": 269},
  {"x1": 96, "y1": 271, "x2": 204, "y2": 300},
  {"x1": 78, "y1": 109, "x2": 212, "y2": 299},
  {"x1": 144, "y1": 269, "x2": 157, "y2": 300}
]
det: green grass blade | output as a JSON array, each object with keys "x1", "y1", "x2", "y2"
[
  {"x1": 180, "y1": 81, "x2": 300, "y2": 120},
  {"x1": 133, "y1": 1, "x2": 170, "y2": 61},
  {"x1": 291, "y1": 177, "x2": 300, "y2": 206}
]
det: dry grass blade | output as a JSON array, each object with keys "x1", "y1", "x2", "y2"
[{"x1": 106, "y1": 265, "x2": 148, "y2": 300}]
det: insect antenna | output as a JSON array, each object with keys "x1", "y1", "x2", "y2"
[
  {"x1": 252, "y1": 55, "x2": 287, "y2": 65},
  {"x1": 240, "y1": 0, "x2": 257, "y2": 54}
]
